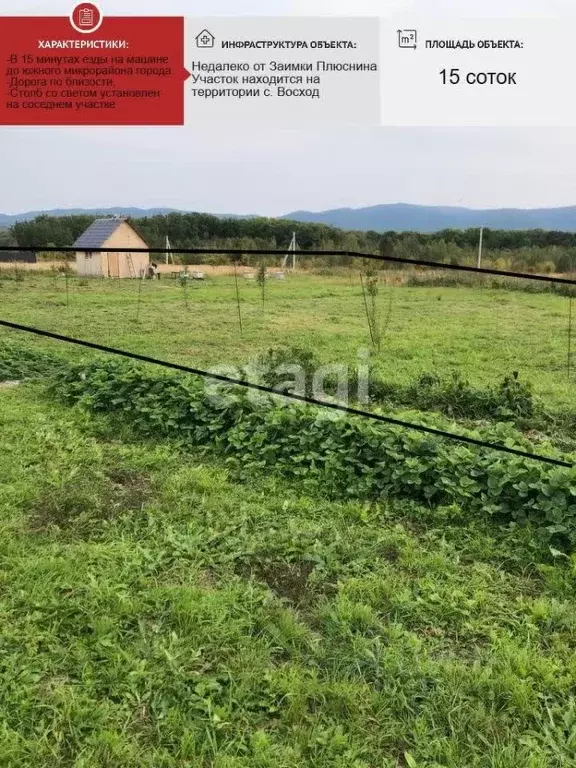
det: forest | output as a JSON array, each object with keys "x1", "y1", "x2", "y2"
[{"x1": 6, "y1": 211, "x2": 576, "y2": 272}]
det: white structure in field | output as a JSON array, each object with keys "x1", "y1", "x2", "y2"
[{"x1": 74, "y1": 218, "x2": 150, "y2": 278}]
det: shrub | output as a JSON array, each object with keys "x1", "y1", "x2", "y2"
[
  {"x1": 259, "y1": 347, "x2": 536, "y2": 422},
  {"x1": 259, "y1": 346, "x2": 320, "y2": 398},
  {"x1": 382, "y1": 370, "x2": 535, "y2": 421}
]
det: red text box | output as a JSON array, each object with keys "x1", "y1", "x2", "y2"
[{"x1": 0, "y1": 16, "x2": 188, "y2": 125}]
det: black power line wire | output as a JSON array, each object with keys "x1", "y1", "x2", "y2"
[{"x1": 0, "y1": 319, "x2": 572, "y2": 469}]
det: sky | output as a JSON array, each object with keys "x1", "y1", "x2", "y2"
[{"x1": 2, "y1": 0, "x2": 576, "y2": 216}]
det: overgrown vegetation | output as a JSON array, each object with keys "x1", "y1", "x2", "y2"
[
  {"x1": 259, "y1": 346, "x2": 321, "y2": 398},
  {"x1": 52, "y1": 358, "x2": 576, "y2": 550},
  {"x1": 259, "y1": 346, "x2": 536, "y2": 422},
  {"x1": 0, "y1": 334, "x2": 568, "y2": 436},
  {"x1": 0, "y1": 339, "x2": 549, "y2": 427},
  {"x1": 0, "y1": 341, "x2": 65, "y2": 382},
  {"x1": 402, "y1": 269, "x2": 576, "y2": 296},
  {"x1": 380, "y1": 370, "x2": 535, "y2": 420}
]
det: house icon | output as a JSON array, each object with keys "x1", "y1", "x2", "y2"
[{"x1": 196, "y1": 29, "x2": 215, "y2": 48}]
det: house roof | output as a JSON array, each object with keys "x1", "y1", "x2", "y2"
[{"x1": 73, "y1": 218, "x2": 145, "y2": 250}]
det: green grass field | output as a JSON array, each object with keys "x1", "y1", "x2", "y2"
[
  {"x1": 2, "y1": 384, "x2": 576, "y2": 768},
  {"x1": 1, "y1": 272, "x2": 576, "y2": 767},
  {"x1": 1, "y1": 271, "x2": 574, "y2": 409}
]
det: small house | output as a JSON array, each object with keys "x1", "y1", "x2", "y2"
[{"x1": 74, "y1": 218, "x2": 149, "y2": 278}]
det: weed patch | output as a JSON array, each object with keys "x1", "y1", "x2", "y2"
[
  {"x1": 0, "y1": 342, "x2": 64, "y2": 382},
  {"x1": 259, "y1": 346, "x2": 537, "y2": 422},
  {"x1": 53, "y1": 359, "x2": 576, "y2": 550}
]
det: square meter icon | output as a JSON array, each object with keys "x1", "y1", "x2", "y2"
[{"x1": 398, "y1": 29, "x2": 417, "y2": 49}]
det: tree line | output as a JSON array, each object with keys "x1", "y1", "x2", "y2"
[{"x1": 7, "y1": 212, "x2": 576, "y2": 273}]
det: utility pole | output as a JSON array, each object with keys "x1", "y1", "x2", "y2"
[
  {"x1": 477, "y1": 226, "x2": 484, "y2": 270},
  {"x1": 282, "y1": 231, "x2": 298, "y2": 270}
]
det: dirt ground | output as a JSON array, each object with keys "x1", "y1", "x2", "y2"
[{"x1": 0, "y1": 261, "x2": 286, "y2": 278}]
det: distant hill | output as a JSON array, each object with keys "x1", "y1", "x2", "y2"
[
  {"x1": 281, "y1": 203, "x2": 576, "y2": 233},
  {"x1": 4, "y1": 204, "x2": 576, "y2": 233},
  {"x1": 0, "y1": 208, "x2": 184, "y2": 227},
  {"x1": 0, "y1": 208, "x2": 252, "y2": 228}
]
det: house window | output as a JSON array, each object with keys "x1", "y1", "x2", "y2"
[{"x1": 85, "y1": 251, "x2": 93, "y2": 259}]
